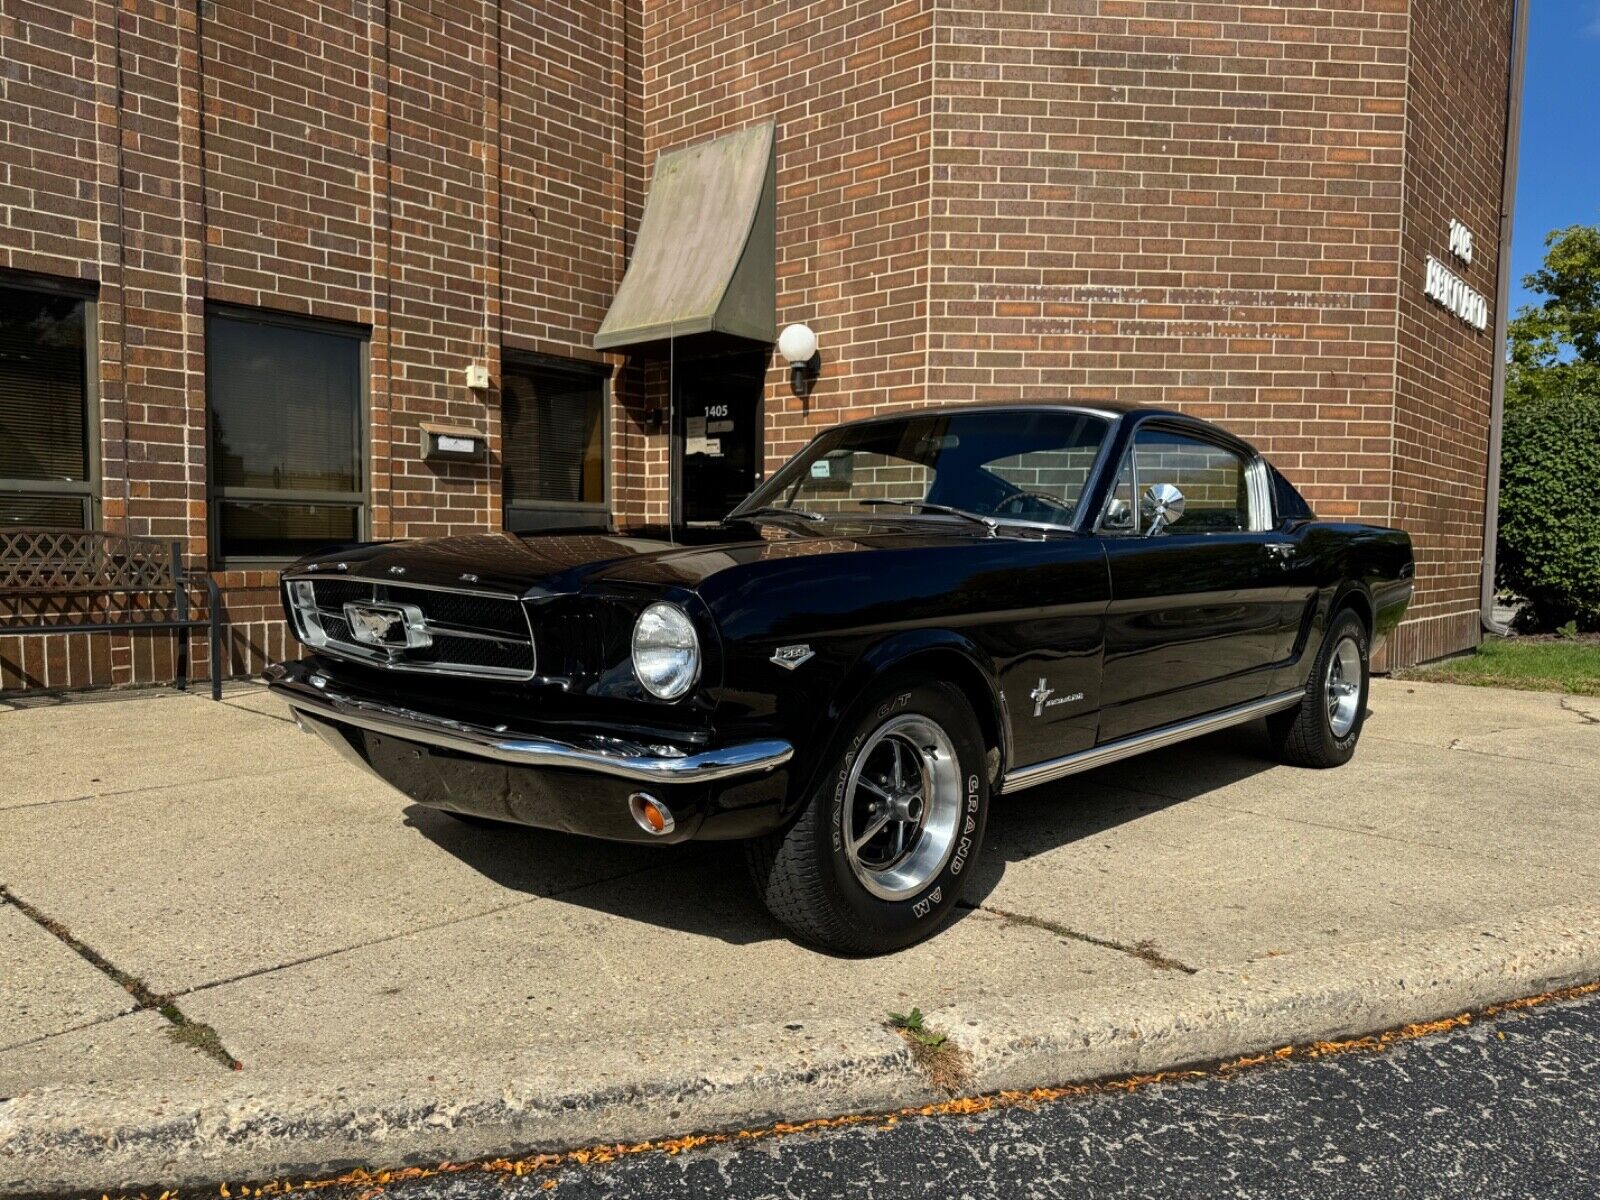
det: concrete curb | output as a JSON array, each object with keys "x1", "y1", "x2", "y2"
[{"x1": 4, "y1": 901, "x2": 1599, "y2": 1195}]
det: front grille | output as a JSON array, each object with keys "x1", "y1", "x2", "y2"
[{"x1": 288, "y1": 576, "x2": 536, "y2": 680}]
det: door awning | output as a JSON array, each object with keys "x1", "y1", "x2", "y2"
[{"x1": 594, "y1": 122, "x2": 776, "y2": 351}]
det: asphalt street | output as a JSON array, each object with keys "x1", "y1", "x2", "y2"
[{"x1": 348, "y1": 990, "x2": 1600, "y2": 1200}]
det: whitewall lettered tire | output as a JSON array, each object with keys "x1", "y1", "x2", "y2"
[
  {"x1": 1268, "y1": 607, "x2": 1370, "y2": 768},
  {"x1": 746, "y1": 679, "x2": 989, "y2": 954}
]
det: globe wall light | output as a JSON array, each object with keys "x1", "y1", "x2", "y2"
[{"x1": 778, "y1": 323, "x2": 820, "y2": 397}]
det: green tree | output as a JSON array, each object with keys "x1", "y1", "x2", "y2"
[
  {"x1": 1498, "y1": 224, "x2": 1600, "y2": 630},
  {"x1": 1506, "y1": 224, "x2": 1600, "y2": 405}
]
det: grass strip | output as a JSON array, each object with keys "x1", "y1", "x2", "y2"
[{"x1": 1399, "y1": 636, "x2": 1600, "y2": 697}]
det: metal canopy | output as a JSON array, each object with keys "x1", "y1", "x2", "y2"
[{"x1": 594, "y1": 122, "x2": 776, "y2": 351}]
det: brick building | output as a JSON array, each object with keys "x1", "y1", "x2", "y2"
[{"x1": 0, "y1": 0, "x2": 1523, "y2": 693}]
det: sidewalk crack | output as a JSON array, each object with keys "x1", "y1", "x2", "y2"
[
  {"x1": 165, "y1": 861, "x2": 662, "y2": 1003},
  {"x1": 0, "y1": 885, "x2": 241, "y2": 1072},
  {"x1": 0, "y1": 763, "x2": 314, "y2": 813},
  {"x1": 1560, "y1": 696, "x2": 1600, "y2": 726},
  {"x1": 961, "y1": 902, "x2": 1197, "y2": 974}
]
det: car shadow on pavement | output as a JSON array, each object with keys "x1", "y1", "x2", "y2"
[
  {"x1": 402, "y1": 803, "x2": 780, "y2": 944},
  {"x1": 958, "y1": 720, "x2": 1287, "y2": 910},
  {"x1": 405, "y1": 720, "x2": 1287, "y2": 952}
]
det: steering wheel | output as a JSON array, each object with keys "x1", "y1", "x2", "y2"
[{"x1": 995, "y1": 489, "x2": 1075, "y2": 521}]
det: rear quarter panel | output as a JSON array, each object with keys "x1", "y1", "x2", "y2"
[{"x1": 1274, "y1": 522, "x2": 1414, "y2": 694}]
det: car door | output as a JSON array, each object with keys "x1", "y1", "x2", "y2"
[{"x1": 1096, "y1": 423, "x2": 1288, "y2": 742}]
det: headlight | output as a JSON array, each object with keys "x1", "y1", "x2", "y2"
[{"x1": 631, "y1": 602, "x2": 700, "y2": 700}]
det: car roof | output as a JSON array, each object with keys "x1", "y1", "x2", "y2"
[
  {"x1": 831, "y1": 401, "x2": 1185, "y2": 428},
  {"x1": 825, "y1": 401, "x2": 1264, "y2": 463}
]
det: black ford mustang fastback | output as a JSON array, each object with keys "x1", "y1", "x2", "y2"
[{"x1": 267, "y1": 404, "x2": 1413, "y2": 954}]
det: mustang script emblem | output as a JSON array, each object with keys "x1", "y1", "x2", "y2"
[
  {"x1": 770, "y1": 644, "x2": 815, "y2": 670},
  {"x1": 343, "y1": 601, "x2": 432, "y2": 650}
]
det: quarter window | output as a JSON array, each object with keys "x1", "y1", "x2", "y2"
[
  {"x1": 1105, "y1": 429, "x2": 1252, "y2": 534},
  {"x1": 0, "y1": 281, "x2": 94, "y2": 528},
  {"x1": 501, "y1": 356, "x2": 609, "y2": 532},
  {"x1": 207, "y1": 309, "x2": 365, "y2": 562}
]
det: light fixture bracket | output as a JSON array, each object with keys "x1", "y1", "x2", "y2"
[{"x1": 789, "y1": 352, "x2": 821, "y2": 397}]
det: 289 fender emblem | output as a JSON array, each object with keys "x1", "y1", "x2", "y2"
[{"x1": 770, "y1": 644, "x2": 815, "y2": 670}]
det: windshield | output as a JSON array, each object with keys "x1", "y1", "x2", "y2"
[{"x1": 734, "y1": 409, "x2": 1110, "y2": 529}]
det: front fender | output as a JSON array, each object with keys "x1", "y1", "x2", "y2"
[{"x1": 796, "y1": 628, "x2": 1009, "y2": 804}]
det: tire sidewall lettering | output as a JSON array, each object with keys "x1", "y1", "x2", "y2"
[
  {"x1": 831, "y1": 732, "x2": 867, "y2": 854},
  {"x1": 946, "y1": 772, "x2": 982, "y2": 879},
  {"x1": 819, "y1": 682, "x2": 988, "y2": 941}
]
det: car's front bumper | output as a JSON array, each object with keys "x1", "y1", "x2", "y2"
[{"x1": 265, "y1": 660, "x2": 795, "y2": 843}]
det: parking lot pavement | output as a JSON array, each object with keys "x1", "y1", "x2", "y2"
[
  {"x1": 1, "y1": 678, "x2": 1597, "y2": 1190},
  {"x1": 348, "y1": 989, "x2": 1600, "y2": 1200}
]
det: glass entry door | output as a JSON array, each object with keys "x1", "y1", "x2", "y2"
[{"x1": 673, "y1": 348, "x2": 766, "y2": 526}]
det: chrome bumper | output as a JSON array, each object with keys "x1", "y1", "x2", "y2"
[{"x1": 264, "y1": 662, "x2": 794, "y2": 785}]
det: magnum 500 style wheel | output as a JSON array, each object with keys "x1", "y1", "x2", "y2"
[
  {"x1": 1268, "y1": 607, "x2": 1370, "y2": 768},
  {"x1": 747, "y1": 679, "x2": 989, "y2": 954}
]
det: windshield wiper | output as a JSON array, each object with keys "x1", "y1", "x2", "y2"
[
  {"x1": 729, "y1": 505, "x2": 825, "y2": 524},
  {"x1": 858, "y1": 498, "x2": 998, "y2": 535}
]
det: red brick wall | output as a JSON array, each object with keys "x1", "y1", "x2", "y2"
[
  {"x1": 0, "y1": 0, "x2": 1515, "y2": 694},
  {"x1": 925, "y1": 0, "x2": 1410, "y2": 528},
  {"x1": 1386, "y1": 0, "x2": 1513, "y2": 668},
  {"x1": 641, "y1": 0, "x2": 1508, "y2": 667},
  {"x1": 1, "y1": 0, "x2": 212, "y2": 689},
  {"x1": 637, "y1": 0, "x2": 937, "y2": 494},
  {"x1": 1, "y1": 0, "x2": 634, "y2": 692}
]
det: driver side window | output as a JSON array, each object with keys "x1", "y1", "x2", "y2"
[{"x1": 1102, "y1": 428, "x2": 1251, "y2": 535}]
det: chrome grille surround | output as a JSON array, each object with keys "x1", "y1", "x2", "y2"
[{"x1": 284, "y1": 575, "x2": 536, "y2": 681}]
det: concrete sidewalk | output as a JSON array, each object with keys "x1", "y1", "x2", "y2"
[{"x1": 2, "y1": 678, "x2": 1598, "y2": 1192}]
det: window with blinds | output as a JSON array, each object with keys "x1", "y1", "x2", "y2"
[
  {"x1": 0, "y1": 281, "x2": 93, "y2": 528},
  {"x1": 207, "y1": 309, "x2": 365, "y2": 562},
  {"x1": 502, "y1": 355, "x2": 609, "y2": 533}
]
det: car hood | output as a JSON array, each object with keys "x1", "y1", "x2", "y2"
[{"x1": 287, "y1": 522, "x2": 996, "y2": 596}]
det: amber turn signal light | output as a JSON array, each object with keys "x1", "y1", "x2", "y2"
[{"x1": 628, "y1": 792, "x2": 675, "y2": 836}]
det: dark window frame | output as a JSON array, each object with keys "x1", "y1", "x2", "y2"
[
  {"x1": 205, "y1": 303, "x2": 370, "y2": 568},
  {"x1": 0, "y1": 271, "x2": 99, "y2": 529},
  {"x1": 500, "y1": 349, "x2": 612, "y2": 534}
]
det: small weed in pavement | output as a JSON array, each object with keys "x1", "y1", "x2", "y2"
[
  {"x1": 887, "y1": 1007, "x2": 969, "y2": 1094},
  {"x1": 888, "y1": 1007, "x2": 945, "y2": 1047}
]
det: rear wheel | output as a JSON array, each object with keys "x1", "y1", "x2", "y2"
[
  {"x1": 747, "y1": 679, "x2": 989, "y2": 954},
  {"x1": 1268, "y1": 607, "x2": 1370, "y2": 768}
]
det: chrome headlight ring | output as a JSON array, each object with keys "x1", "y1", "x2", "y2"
[{"x1": 631, "y1": 601, "x2": 701, "y2": 700}]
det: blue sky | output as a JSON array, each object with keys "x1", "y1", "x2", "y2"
[{"x1": 1508, "y1": 1, "x2": 1600, "y2": 312}]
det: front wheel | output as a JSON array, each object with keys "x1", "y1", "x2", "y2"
[
  {"x1": 747, "y1": 680, "x2": 990, "y2": 954},
  {"x1": 1268, "y1": 608, "x2": 1370, "y2": 768}
]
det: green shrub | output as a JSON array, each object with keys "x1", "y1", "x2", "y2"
[{"x1": 1497, "y1": 391, "x2": 1600, "y2": 631}]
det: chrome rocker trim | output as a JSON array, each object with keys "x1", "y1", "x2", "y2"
[
  {"x1": 1000, "y1": 689, "x2": 1305, "y2": 794},
  {"x1": 264, "y1": 663, "x2": 794, "y2": 785}
]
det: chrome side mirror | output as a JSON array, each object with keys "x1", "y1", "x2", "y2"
[{"x1": 1141, "y1": 482, "x2": 1185, "y2": 536}]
